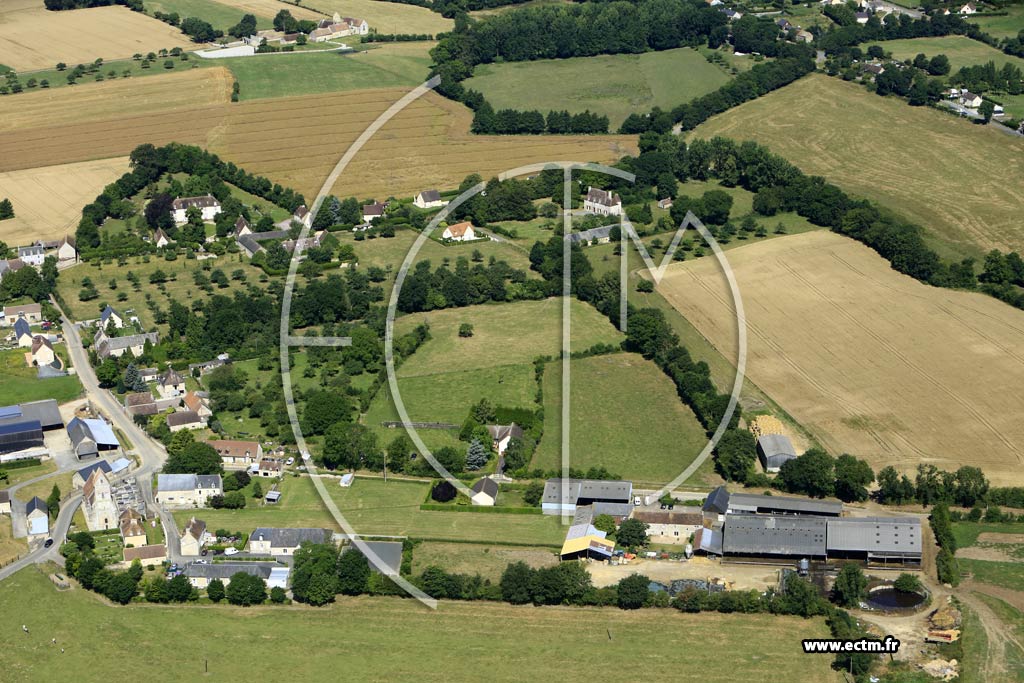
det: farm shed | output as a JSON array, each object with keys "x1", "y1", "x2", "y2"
[
  {"x1": 826, "y1": 517, "x2": 922, "y2": 564},
  {"x1": 711, "y1": 487, "x2": 843, "y2": 517},
  {"x1": 0, "y1": 420, "x2": 43, "y2": 454},
  {"x1": 756, "y1": 434, "x2": 797, "y2": 472},
  {"x1": 542, "y1": 478, "x2": 633, "y2": 515},
  {"x1": 722, "y1": 513, "x2": 827, "y2": 558}
]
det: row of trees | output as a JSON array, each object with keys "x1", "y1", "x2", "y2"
[
  {"x1": 470, "y1": 103, "x2": 609, "y2": 135},
  {"x1": 44, "y1": 0, "x2": 142, "y2": 10},
  {"x1": 61, "y1": 533, "x2": 144, "y2": 605},
  {"x1": 930, "y1": 503, "x2": 961, "y2": 586}
]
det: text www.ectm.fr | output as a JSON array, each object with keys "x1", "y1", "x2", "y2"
[{"x1": 802, "y1": 637, "x2": 901, "y2": 654}]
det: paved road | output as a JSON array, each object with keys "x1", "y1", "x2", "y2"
[{"x1": 0, "y1": 494, "x2": 81, "y2": 581}]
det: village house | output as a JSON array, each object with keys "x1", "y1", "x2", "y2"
[
  {"x1": 631, "y1": 510, "x2": 703, "y2": 544},
  {"x1": 657, "y1": 198, "x2": 673, "y2": 210},
  {"x1": 795, "y1": 29, "x2": 814, "y2": 43},
  {"x1": 17, "y1": 245, "x2": 45, "y2": 267},
  {"x1": 83, "y1": 468, "x2": 119, "y2": 530},
  {"x1": 171, "y1": 195, "x2": 222, "y2": 225},
  {"x1": 208, "y1": 439, "x2": 263, "y2": 469},
  {"x1": 155, "y1": 473, "x2": 223, "y2": 508},
  {"x1": 309, "y1": 13, "x2": 369, "y2": 41},
  {"x1": 362, "y1": 201, "x2": 386, "y2": 223},
  {"x1": 542, "y1": 478, "x2": 634, "y2": 515},
  {"x1": 124, "y1": 544, "x2": 166, "y2": 567},
  {"x1": 234, "y1": 216, "x2": 252, "y2": 237},
  {"x1": 256, "y1": 458, "x2": 282, "y2": 479},
  {"x1": 188, "y1": 354, "x2": 229, "y2": 376},
  {"x1": 470, "y1": 478, "x2": 499, "y2": 506},
  {"x1": 166, "y1": 410, "x2": 204, "y2": 432},
  {"x1": 25, "y1": 496, "x2": 48, "y2": 539},
  {"x1": 249, "y1": 527, "x2": 332, "y2": 555},
  {"x1": 566, "y1": 226, "x2": 613, "y2": 246},
  {"x1": 57, "y1": 235, "x2": 77, "y2": 262},
  {"x1": 292, "y1": 205, "x2": 312, "y2": 228},
  {"x1": 486, "y1": 424, "x2": 523, "y2": 456},
  {"x1": 119, "y1": 508, "x2": 147, "y2": 547},
  {"x1": 3, "y1": 303, "x2": 42, "y2": 326},
  {"x1": 156, "y1": 368, "x2": 186, "y2": 399},
  {"x1": 414, "y1": 189, "x2": 448, "y2": 209},
  {"x1": 179, "y1": 516, "x2": 209, "y2": 556},
  {"x1": 855, "y1": 10, "x2": 871, "y2": 23},
  {"x1": 124, "y1": 392, "x2": 158, "y2": 417},
  {"x1": 99, "y1": 305, "x2": 124, "y2": 331},
  {"x1": 582, "y1": 187, "x2": 622, "y2": 216},
  {"x1": 94, "y1": 329, "x2": 159, "y2": 359},
  {"x1": 183, "y1": 391, "x2": 212, "y2": 420},
  {"x1": 959, "y1": 2, "x2": 976, "y2": 14},
  {"x1": 0, "y1": 259, "x2": 26, "y2": 280},
  {"x1": 282, "y1": 231, "x2": 325, "y2": 253},
  {"x1": 13, "y1": 319, "x2": 33, "y2": 347},
  {"x1": 185, "y1": 562, "x2": 278, "y2": 589},
  {"x1": 960, "y1": 91, "x2": 983, "y2": 108},
  {"x1": 29, "y1": 336, "x2": 56, "y2": 367},
  {"x1": 72, "y1": 460, "x2": 112, "y2": 489},
  {"x1": 153, "y1": 228, "x2": 171, "y2": 248},
  {"x1": 0, "y1": 491, "x2": 10, "y2": 515},
  {"x1": 719, "y1": 7, "x2": 742, "y2": 20},
  {"x1": 442, "y1": 221, "x2": 476, "y2": 242}
]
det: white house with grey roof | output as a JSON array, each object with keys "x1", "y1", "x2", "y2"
[
  {"x1": 470, "y1": 478, "x2": 499, "y2": 506},
  {"x1": 185, "y1": 562, "x2": 279, "y2": 589},
  {"x1": 94, "y1": 329, "x2": 159, "y2": 359},
  {"x1": 248, "y1": 527, "x2": 332, "y2": 555},
  {"x1": 17, "y1": 245, "x2": 46, "y2": 267},
  {"x1": 566, "y1": 225, "x2": 614, "y2": 246},
  {"x1": 155, "y1": 473, "x2": 222, "y2": 508},
  {"x1": 582, "y1": 187, "x2": 622, "y2": 216},
  {"x1": 414, "y1": 189, "x2": 448, "y2": 209},
  {"x1": 170, "y1": 195, "x2": 222, "y2": 225}
]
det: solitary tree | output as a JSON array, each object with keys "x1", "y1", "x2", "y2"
[
  {"x1": 893, "y1": 573, "x2": 922, "y2": 594},
  {"x1": 465, "y1": 439, "x2": 488, "y2": 471},
  {"x1": 0, "y1": 199, "x2": 14, "y2": 220},
  {"x1": 617, "y1": 573, "x2": 651, "y2": 610},
  {"x1": 832, "y1": 564, "x2": 868, "y2": 607}
]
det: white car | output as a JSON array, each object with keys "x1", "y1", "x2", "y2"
[
  {"x1": 224, "y1": 547, "x2": 240, "y2": 556},
  {"x1": 286, "y1": 457, "x2": 295, "y2": 466}
]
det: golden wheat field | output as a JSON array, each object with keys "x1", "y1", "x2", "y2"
[
  {"x1": 311, "y1": 0, "x2": 453, "y2": 35},
  {"x1": 0, "y1": 157, "x2": 129, "y2": 244},
  {"x1": 0, "y1": 67, "x2": 233, "y2": 133},
  {"x1": 213, "y1": 88, "x2": 637, "y2": 199},
  {"x1": 691, "y1": 74, "x2": 1024, "y2": 257},
  {"x1": 208, "y1": 0, "x2": 323, "y2": 21},
  {"x1": 655, "y1": 230, "x2": 1024, "y2": 485},
  {"x1": 0, "y1": 2, "x2": 191, "y2": 71}
]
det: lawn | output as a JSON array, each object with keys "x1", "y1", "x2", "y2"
[
  {"x1": 16, "y1": 471, "x2": 74, "y2": 509},
  {"x1": 410, "y1": 541, "x2": 558, "y2": 582},
  {"x1": 953, "y1": 522, "x2": 1024, "y2": 549},
  {"x1": 464, "y1": 47, "x2": 733, "y2": 129},
  {"x1": 0, "y1": 516, "x2": 27, "y2": 568},
  {"x1": 867, "y1": 35, "x2": 1024, "y2": 73},
  {"x1": 961, "y1": 559, "x2": 1024, "y2": 592},
  {"x1": 972, "y1": 593, "x2": 1024, "y2": 681},
  {"x1": 173, "y1": 475, "x2": 566, "y2": 546},
  {"x1": 970, "y1": 7, "x2": 1024, "y2": 40},
  {"x1": 691, "y1": 73, "x2": 1024, "y2": 258},
  {"x1": 0, "y1": 349, "x2": 82, "y2": 405},
  {"x1": 1, "y1": 566, "x2": 841, "y2": 683},
  {"x1": 145, "y1": 0, "x2": 273, "y2": 31},
  {"x1": 394, "y1": 298, "x2": 625, "y2": 378},
  {"x1": 226, "y1": 43, "x2": 433, "y2": 100},
  {"x1": 2, "y1": 460, "x2": 58, "y2": 488},
  {"x1": 532, "y1": 353, "x2": 709, "y2": 486}
]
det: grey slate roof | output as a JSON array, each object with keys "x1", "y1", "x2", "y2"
[
  {"x1": 756, "y1": 434, "x2": 797, "y2": 469},
  {"x1": 196, "y1": 475, "x2": 222, "y2": 490},
  {"x1": 250, "y1": 527, "x2": 331, "y2": 549},
  {"x1": 26, "y1": 496, "x2": 48, "y2": 516},
  {"x1": 542, "y1": 478, "x2": 633, "y2": 506},
  {"x1": 723, "y1": 513, "x2": 827, "y2": 556},
  {"x1": 66, "y1": 417, "x2": 98, "y2": 456},
  {"x1": 16, "y1": 399, "x2": 62, "y2": 429},
  {"x1": 13, "y1": 318, "x2": 30, "y2": 338},
  {"x1": 566, "y1": 225, "x2": 614, "y2": 244},
  {"x1": 186, "y1": 562, "x2": 273, "y2": 581},
  {"x1": 591, "y1": 502, "x2": 634, "y2": 518},
  {"x1": 76, "y1": 460, "x2": 112, "y2": 482},
  {"x1": 418, "y1": 189, "x2": 441, "y2": 202},
  {"x1": 728, "y1": 491, "x2": 843, "y2": 517},
  {"x1": 703, "y1": 486, "x2": 730, "y2": 515},
  {"x1": 470, "y1": 477, "x2": 499, "y2": 499},
  {"x1": 159, "y1": 473, "x2": 198, "y2": 491},
  {"x1": 826, "y1": 517, "x2": 922, "y2": 555},
  {"x1": 166, "y1": 410, "x2": 202, "y2": 427}
]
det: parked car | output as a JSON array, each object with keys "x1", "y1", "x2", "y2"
[
  {"x1": 224, "y1": 547, "x2": 240, "y2": 556},
  {"x1": 285, "y1": 457, "x2": 295, "y2": 466},
  {"x1": 43, "y1": 538, "x2": 54, "y2": 548}
]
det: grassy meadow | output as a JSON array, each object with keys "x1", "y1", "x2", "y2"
[
  {"x1": 969, "y1": 6, "x2": 1024, "y2": 40},
  {"x1": 145, "y1": 0, "x2": 274, "y2": 31},
  {"x1": 0, "y1": 349, "x2": 82, "y2": 404},
  {"x1": 465, "y1": 47, "x2": 733, "y2": 128},
  {"x1": 171, "y1": 475, "x2": 567, "y2": 546},
  {"x1": 691, "y1": 73, "x2": 1024, "y2": 258},
  {"x1": 410, "y1": 541, "x2": 558, "y2": 581},
  {"x1": 532, "y1": 353, "x2": 709, "y2": 486},
  {"x1": 226, "y1": 43, "x2": 434, "y2": 101},
  {"x1": 2, "y1": 566, "x2": 842, "y2": 683},
  {"x1": 868, "y1": 35, "x2": 1024, "y2": 72}
]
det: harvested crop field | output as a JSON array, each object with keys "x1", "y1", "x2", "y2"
[
  {"x1": 0, "y1": 3, "x2": 191, "y2": 72},
  {"x1": 312, "y1": 0, "x2": 453, "y2": 35},
  {"x1": 0, "y1": 157, "x2": 128, "y2": 244},
  {"x1": 211, "y1": 0, "x2": 323, "y2": 20},
  {"x1": 0, "y1": 86, "x2": 635, "y2": 198},
  {"x1": 690, "y1": 74, "x2": 1024, "y2": 258},
  {"x1": 656, "y1": 231, "x2": 1024, "y2": 486},
  {"x1": 0, "y1": 68, "x2": 233, "y2": 173},
  {"x1": 0, "y1": 67, "x2": 232, "y2": 133},
  {"x1": 213, "y1": 88, "x2": 637, "y2": 199}
]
